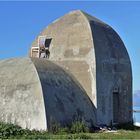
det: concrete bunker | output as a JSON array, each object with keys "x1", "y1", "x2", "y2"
[
  {"x1": 0, "y1": 10, "x2": 132, "y2": 131},
  {"x1": 30, "y1": 10, "x2": 132, "y2": 126}
]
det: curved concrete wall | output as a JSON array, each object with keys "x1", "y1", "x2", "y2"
[
  {"x1": 30, "y1": 10, "x2": 97, "y2": 108},
  {"x1": 29, "y1": 10, "x2": 132, "y2": 126},
  {"x1": 32, "y1": 58, "x2": 96, "y2": 130},
  {"x1": 0, "y1": 58, "x2": 46, "y2": 130},
  {"x1": 84, "y1": 12, "x2": 132, "y2": 124},
  {"x1": 0, "y1": 57, "x2": 96, "y2": 130}
]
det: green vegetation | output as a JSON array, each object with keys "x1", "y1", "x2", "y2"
[
  {"x1": 0, "y1": 121, "x2": 140, "y2": 139},
  {"x1": 70, "y1": 120, "x2": 89, "y2": 133}
]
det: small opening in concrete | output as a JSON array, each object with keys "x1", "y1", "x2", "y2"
[
  {"x1": 45, "y1": 38, "x2": 52, "y2": 49},
  {"x1": 44, "y1": 38, "x2": 52, "y2": 58},
  {"x1": 39, "y1": 38, "x2": 52, "y2": 58},
  {"x1": 113, "y1": 92, "x2": 119, "y2": 124}
]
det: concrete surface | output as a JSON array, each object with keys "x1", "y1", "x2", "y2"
[
  {"x1": 30, "y1": 10, "x2": 132, "y2": 125},
  {"x1": 0, "y1": 58, "x2": 46, "y2": 130},
  {"x1": 0, "y1": 57, "x2": 96, "y2": 130}
]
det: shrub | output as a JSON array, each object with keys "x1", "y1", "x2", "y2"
[
  {"x1": 48, "y1": 118, "x2": 90, "y2": 134},
  {"x1": 70, "y1": 120, "x2": 89, "y2": 133},
  {"x1": 49, "y1": 121, "x2": 69, "y2": 134},
  {"x1": 0, "y1": 120, "x2": 90, "y2": 138},
  {"x1": 0, "y1": 122, "x2": 24, "y2": 138}
]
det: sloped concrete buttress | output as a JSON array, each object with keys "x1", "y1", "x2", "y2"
[
  {"x1": 0, "y1": 57, "x2": 96, "y2": 130},
  {"x1": 0, "y1": 58, "x2": 47, "y2": 130},
  {"x1": 31, "y1": 58, "x2": 97, "y2": 130}
]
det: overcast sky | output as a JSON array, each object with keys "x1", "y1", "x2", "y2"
[{"x1": 0, "y1": 1, "x2": 139, "y2": 91}]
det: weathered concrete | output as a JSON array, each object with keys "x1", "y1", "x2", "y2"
[
  {"x1": 0, "y1": 58, "x2": 46, "y2": 130},
  {"x1": 0, "y1": 10, "x2": 132, "y2": 130},
  {"x1": 0, "y1": 57, "x2": 96, "y2": 130},
  {"x1": 87, "y1": 13, "x2": 132, "y2": 125},
  {"x1": 30, "y1": 10, "x2": 97, "y2": 107},
  {"x1": 30, "y1": 10, "x2": 132, "y2": 125}
]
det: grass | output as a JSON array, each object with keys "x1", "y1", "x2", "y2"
[{"x1": 1, "y1": 122, "x2": 140, "y2": 139}]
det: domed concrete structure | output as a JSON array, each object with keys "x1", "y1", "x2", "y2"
[
  {"x1": 0, "y1": 10, "x2": 132, "y2": 131},
  {"x1": 0, "y1": 57, "x2": 96, "y2": 130},
  {"x1": 30, "y1": 10, "x2": 132, "y2": 125}
]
